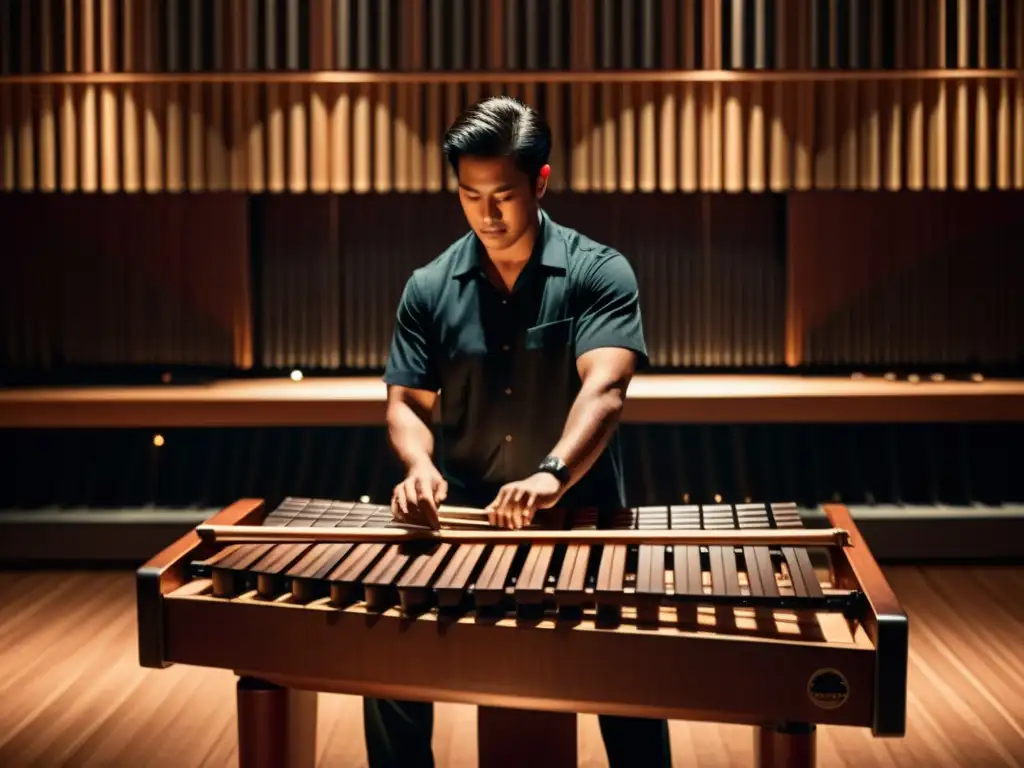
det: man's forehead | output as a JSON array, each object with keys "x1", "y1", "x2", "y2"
[{"x1": 457, "y1": 156, "x2": 524, "y2": 188}]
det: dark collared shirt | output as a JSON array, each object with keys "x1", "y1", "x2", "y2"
[{"x1": 383, "y1": 210, "x2": 648, "y2": 510}]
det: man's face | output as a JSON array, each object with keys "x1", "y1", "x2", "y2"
[{"x1": 455, "y1": 155, "x2": 546, "y2": 253}]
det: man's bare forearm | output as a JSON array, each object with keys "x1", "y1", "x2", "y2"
[
  {"x1": 547, "y1": 380, "x2": 626, "y2": 489},
  {"x1": 386, "y1": 398, "x2": 436, "y2": 472}
]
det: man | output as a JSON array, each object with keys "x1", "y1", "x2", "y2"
[{"x1": 370, "y1": 96, "x2": 671, "y2": 767}]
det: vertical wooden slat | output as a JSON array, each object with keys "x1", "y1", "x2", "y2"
[
  {"x1": 228, "y1": 0, "x2": 248, "y2": 190},
  {"x1": 953, "y1": 0, "x2": 970, "y2": 189},
  {"x1": 1015, "y1": 0, "x2": 1024, "y2": 188},
  {"x1": 38, "y1": 0, "x2": 58, "y2": 191},
  {"x1": 16, "y1": 2, "x2": 35, "y2": 192},
  {"x1": 974, "y1": 0, "x2": 990, "y2": 190},
  {"x1": 287, "y1": 0, "x2": 307, "y2": 192},
  {"x1": 352, "y1": 83, "x2": 371, "y2": 192},
  {"x1": 0, "y1": 1, "x2": 11, "y2": 191},
  {"x1": 700, "y1": 0, "x2": 723, "y2": 190},
  {"x1": 569, "y1": 0, "x2": 592, "y2": 191},
  {"x1": 618, "y1": 2, "x2": 637, "y2": 194},
  {"x1": 793, "y1": 3, "x2": 813, "y2": 189},
  {"x1": 768, "y1": 0, "x2": 788, "y2": 191},
  {"x1": 927, "y1": 0, "x2": 947, "y2": 189},
  {"x1": 375, "y1": 1, "x2": 393, "y2": 192},
  {"x1": 391, "y1": 0, "x2": 411, "y2": 192},
  {"x1": 80, "y1": 0, "x2": 98, "y2": 191},
  {"x1": 187, "y1": 0, "x2": 205, "y2": 191},
  {"x1": 310, "y1": 0, "x2": 332, "y2": 193},
  {"x1": 813, "y1": 0, "x2": 837, "y2": 189},
  {"x1": 679, "y1": 0, "x2": 697, "y2": 192},
  {"x1": 121, "y1": 0, "x2": 141, "y2": 192},
  {"x1": 142, "y1": 0, "x2": 162, "y2": 192},
  {"x1": 164, "y1": 0, "x2": 185, "y2": 191},
  {"x1": 905, "y1": 0, "x2": 925, "y2": 190},
  {"x1": 206, "y1": 0, "x2": 227, "y2": 191},
  {"x1": 264, "y1": 0, "x2": 284, "y2": 192},
  {"x1": 994, "y1": 0, "x2": 1011, "y2": 189},
  {"x1": 100, "y1": 0, "x2": 119, "y2": 191},
  {"x1": 746, "y1": 1, "x2": 766, "y2": 192},
  {"x1": 657, "y1": 0, "x2": 676, "y2": 192}
]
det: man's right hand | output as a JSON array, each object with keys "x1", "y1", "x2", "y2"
[{"x1": 391, "y1": 462, "x2": 447, "y2": 529}]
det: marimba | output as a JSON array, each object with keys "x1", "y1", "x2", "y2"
[{"x1": 137, "y1": 497, "x2": 908, "y2": 768}]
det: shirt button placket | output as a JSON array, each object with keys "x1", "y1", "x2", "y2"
[{"x1": 501, "y1": 297, "x2": 513, "y2": 473}]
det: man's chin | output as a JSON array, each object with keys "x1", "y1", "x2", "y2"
[{"x1": 477, "y1": 229, "x2": 512, "y2": 246}]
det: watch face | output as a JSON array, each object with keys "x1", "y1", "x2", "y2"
[{"x1": 540, "y1": 456, "x2": 568, "y2": 481}]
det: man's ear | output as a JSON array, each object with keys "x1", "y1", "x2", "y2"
[{"x1": 535, "y1": 163, "x2": 552, "y2": 199}]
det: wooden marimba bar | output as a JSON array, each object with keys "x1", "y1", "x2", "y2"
[{"x1": 137, "y1": 497, "x2": 908, "y2": 768}]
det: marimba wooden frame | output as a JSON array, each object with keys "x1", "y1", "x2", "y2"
[{"x1": 136, "y1": 498, "x2": 908, "y2": 768}]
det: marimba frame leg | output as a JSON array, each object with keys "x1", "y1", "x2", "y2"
[
  {"x1": 477, "y1": 706, "x2": 577, "y2": 768},
  {"x1": 236, "y1": 676, "x2": 317, "y2": 768},
  {"x1": 755, "y1": 722, "x2": 816, "y2": 768}
]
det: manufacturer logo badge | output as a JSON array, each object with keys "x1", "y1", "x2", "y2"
[{"x1": 807, "y1": 668, "x2": 850, "y2": 709}]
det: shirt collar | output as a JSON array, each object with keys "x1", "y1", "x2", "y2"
[{"x1": 453, "y1": 209, "x2": 568, "y2": 279}]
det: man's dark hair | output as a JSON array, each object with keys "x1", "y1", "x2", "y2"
[{"x1": 443, "y1": 96, "x2": 552, "y2": 181}]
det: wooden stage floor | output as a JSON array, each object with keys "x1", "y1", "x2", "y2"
[
  {"x1": 1, "y1": 566, "x2": 1022, "y2": 767},
  {"x1": 2, "y1": 374, "x2": 1023, "y2": 426}
]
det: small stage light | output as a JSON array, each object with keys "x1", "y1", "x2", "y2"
[
  {"x1": 930, "y1": 373, "x2": 945, "y2": 382},
  {"x1": 153, "y1": 434, "x2": 165, "y2": 447},
  {"x1": 290, "y1": 370, "x2": 303, "y2": 382},
  {"x1": 359, "y1": 495, "x2": 370, "y2": 503},
  {"x1": 971, "y1": 373, "x2": 984, "y2": 382}
]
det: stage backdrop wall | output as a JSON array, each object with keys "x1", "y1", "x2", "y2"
[{"x1": 1, "y1": 1, "x2": 1022, "y2": 377}]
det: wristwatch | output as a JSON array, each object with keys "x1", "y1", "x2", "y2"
[{"x1": 537, "y1": 455, "x2": 570, "y2": 485}]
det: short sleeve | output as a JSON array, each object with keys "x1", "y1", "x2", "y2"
[
  {"x1": 383, "y1": 273, "x2": 441, "y2": 391},
  {"x1": 573, "y1": 252, "x2": 649, "y2": 369}
]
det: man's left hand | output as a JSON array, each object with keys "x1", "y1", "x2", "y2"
[{"x1": 485, "y1": 472, "x2": 564, "y2": 529}]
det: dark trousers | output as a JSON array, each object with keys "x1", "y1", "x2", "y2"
[{"x1": 363, "y1": 697, "x2": 672, "y2": 767}]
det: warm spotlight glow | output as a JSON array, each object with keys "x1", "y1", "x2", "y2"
[
  {"x1": 930, "y1": 373, "x2": 945, "y2": 382},
  {"x1": 290, "y1": 370, "x2": 303, "y2": 382},
  {"x1": 971, "y1": 373, "x2": 984, "y2": 382},
  {"x1": 153, "y1": 434, "x2": 165, "y2": 447},
  {"x1": 907, "y1": 374, "x2": 920, "y2": 384},
  {"x1": 161, "y1": 372, "x2": 172, "y2": 383},
  {"x1": 884, "y1": 372, "x2": 897, "y2": 381},
  {"x1": 359, "y1": 495, "x2": 370, "y2": 503},
  {"x1": 714, "y1": 494, "x2": 722, "y2": 503},
  {"x1": 851, "y1": 371, "x2": 865, "y2": 380}
]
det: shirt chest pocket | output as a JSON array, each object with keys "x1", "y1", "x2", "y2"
[{"x1": 525, "y1": 317, "x2": 574, "y2": 351}]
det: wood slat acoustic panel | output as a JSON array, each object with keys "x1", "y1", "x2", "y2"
[
  {"x1": 1, "y1": 0, "x2": 1021, "y2": 74},
  {"x1": 786, "y1": 190, "x2": 1024, "y2": 368},
  {"x1": 0, "y1": 192, "x2": 252, "y2": 369},
  {"x1": 252, "y1": 192, "x2": 785, "y2": 372},
  {"x1": 3, "y1": 76, "x2": 1022, "y2": 193},
  {"x1": 1, "y1": 1, "x2": 1022, "y2": 193}
]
